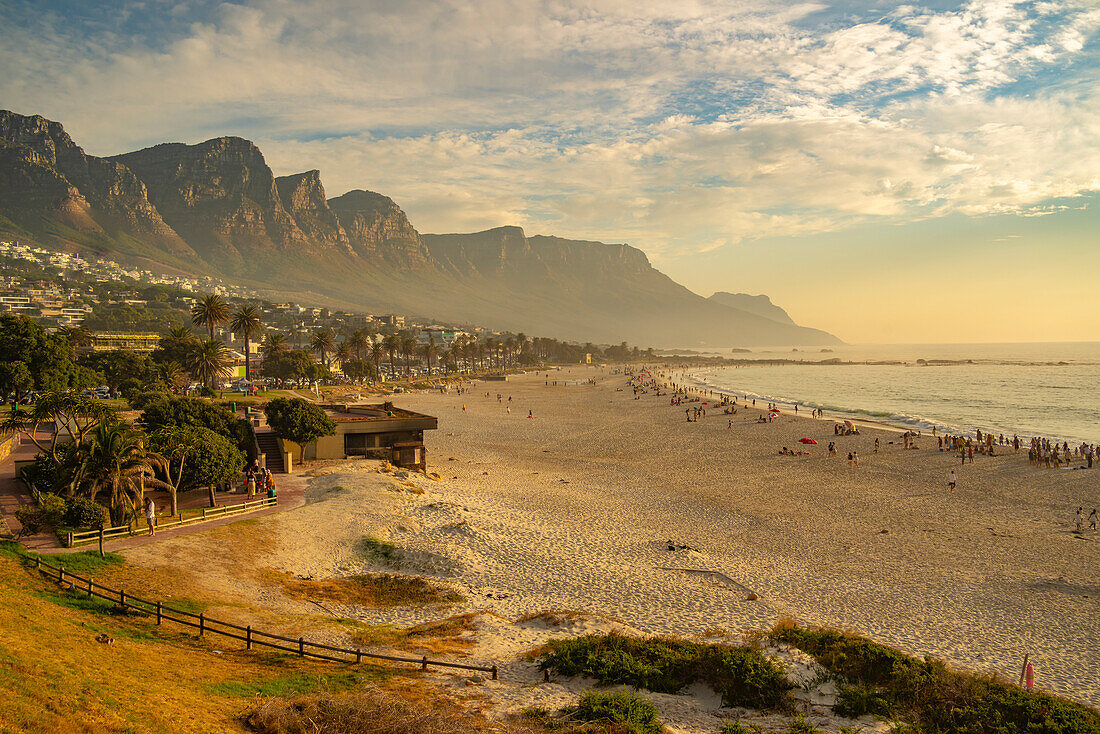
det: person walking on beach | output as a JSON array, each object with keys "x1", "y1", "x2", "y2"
[
  {"x1": 874, "y1": 438, "x2": 879, "y2": 453},
  {"x1": 948, "y1": 470, "x2": 956, "y2": 491},
  {"x1": 1089, "y1": 509, "x2": 1097, "y2": 530},
  {"x1": 1075, "y1": 507, "x2": 1085, "y2": 532},
  {"x1": 145, "y1": 496, "x2": 157, "y2": 537}
]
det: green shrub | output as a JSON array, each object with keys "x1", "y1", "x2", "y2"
[
  {"x1": 14, "y1": 503, "x2": 44, "y2": 537},
  {"x1": 569, "y1": 690, "x2": 663, "y2": 734},
  {"x1": 771, "y1": 623, "x2": 1100, "y2": 734},
  {"x1": 786, "y1": 715, "x2": 821, "y2": 733},
  {"x1": 63, "y1": 496, "x2": 109, "y2": 529},
  {"x1": 541, "y1": 633, "x2": 792, "y2": 709},
  {"x1": 834, "y1": 682, "x2": 892, "y2": 718},
  {"x1": 128, "y1": 389, "x2": 168, "y2": 410}
]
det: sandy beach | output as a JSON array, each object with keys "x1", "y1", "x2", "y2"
[{"x1": 120, "y1": 366, "x2": 1100, "y2": 729}]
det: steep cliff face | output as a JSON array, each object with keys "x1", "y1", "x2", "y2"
[
  {"x1": 328, "y1": 190, "x2": 431, "y2": 268},
  {"x1": 0, "y1": 110, "x2": 841, "y2": 347},
  {"x1": 0, "y1": 111, "x2": 193, "y2": 258},
  {"x1": 275, "y1": 170, "x2": 352, "y2": 255},
  {"x1": 708, "y1": 292, "x2": 796, "y2": 325},
  {"x1": 111, "y1": 137, "x2": 315, "y2": 270}
]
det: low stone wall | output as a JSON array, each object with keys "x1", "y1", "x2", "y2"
[{"x1": 0, "y1": 433, "x2": 18, "y2": 464}]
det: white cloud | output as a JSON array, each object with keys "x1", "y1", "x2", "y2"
[{"x1": 0, "y1": 0, "x2": 1098, "y2": 260}]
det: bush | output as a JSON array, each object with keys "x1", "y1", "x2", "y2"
[
  {"x1": 118, "y1": 377, "x2": 146, "y2": 401},
  {"x1": 770, "y1": 622, "x2": 1100, "y2": 734},
  {"x1": 834, "y1": 682, "x2": 892, "y2": 718},
  {"x1": 569, "y1": 690, "x2": 664, "y2": 734},
  {"x1": 63, "y1": 496, "x2": 109, "y2": 529},
  {"x1": 541, "y1": 633, "x2": 792, "y2": 710},
  {"x1": 14, "y1": 503, "x2": 44, "y2": 537},
  {"x1": 13, "y1": 493, "x2": 66, "y2": 538},
  {"x1": 128, "y1": 389, "x2": 169, "y2": 411}
]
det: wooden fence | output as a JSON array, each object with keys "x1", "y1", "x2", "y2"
[
  {"x1": 34, "y1": 556, "x2": 498, "y2": 679},
  {"x1": 67, "y1": 496, "x2": 278, "y2": 548}
]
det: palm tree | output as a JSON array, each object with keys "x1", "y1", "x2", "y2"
[
  {"x1": 383, "y1": 334, "x2": 399, "y2": 378},
  {"x1": 229, "y1": 305, "x2": 262, "y2": 381},
  {"x1": 159, "y1": 360, "x2": 189, "y2": 392},
  {"x1": 310, "y1": 329, "x2": 336, "y2": 367},
  {"x1": 187, "y1": 340, "x2": 233, "y2": 389},
  {"x1": 335, "y1": 342, "x2": 353, "y2": 373},
  {"x1": 347, "y1": 330, "x2": 368, "y2": 361},
  {"x1": 370, "y1": 340, "x2": 385, "y2": 380},
  {"x1": 191, "y1": 294, "x2": 230, "y2": 340},
  {"x1": 79, "y1": 418, "x2": 169, "y2": 525},
  {"x1": 260, "y1": 332, "x2": 288, "y2": 362},
  {"x1": 424, "y1": 335, "x2": 437, "y2": 374},
  {"x1": 400, "y1": 336, "x2": 418, "y2": 376}
]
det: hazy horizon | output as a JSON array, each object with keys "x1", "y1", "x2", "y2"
[{"x1": 2, "y1": 0, "x2": 1098, "y2": 343}]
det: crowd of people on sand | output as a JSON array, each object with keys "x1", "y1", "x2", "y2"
[{"x1": 615, "y1": 366, "x2": 1099, "y2": 533}]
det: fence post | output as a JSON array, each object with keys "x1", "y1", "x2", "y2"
[
  {"x1": 491, "y1": 665, "x2": 498, "y2": 681},
  {"x1": 87, "y1": 578, "x2": 93, "y2": 598},
  {"x1": 67, "y1": 530, "x2": 73, "y2": 547},
  {"x1": 98, "y1": 527, "x2": 104, "y2": 558},
  {"x1": 298, "y1": 637, "x2": 304, "y2": 657},
  {"x1": 35, "y1": 557, "x2": 40, "y2": 572},
  {"x1": 421, "y1": 655, "x2": 428, "y2": 671},
  {"x1": 246, "y1": 626, "x2": 252, "y2": 650},
  {"x1": 120, "y1": 590, "x2": 126, "y2": 608},
  {"x1": 199, "y1": 613, "x2": 205, "y2": 637},
  {"x1": 58, "y1": 566, "x2": 65, "y2": 586},
  {"x1": 156, "y1": 601, "x2": 162, "y2": 625},
  {"x1": 202, "y1": 508, "x2": 207, "y2": 519},
  {"x1": 356, "y1": 649, "x2": 362, "y2": 664}
]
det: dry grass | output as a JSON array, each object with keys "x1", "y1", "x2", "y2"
[
  {"x1": 348, "y1": 612, "x2": 481, "y2": 655},
  {"x1": 0, "y1": 554, "x2": 397, "y2": 733},
  {"x1": 248, "y1": 685, "x2": 540, "y2": 734},
  {"x1": 268, "y1": 570, "x2": 463, "y2": 608}
]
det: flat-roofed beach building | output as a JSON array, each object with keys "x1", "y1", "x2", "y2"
[{"x1": 279, "y1": 403, "x2": 437, "y2": 471}]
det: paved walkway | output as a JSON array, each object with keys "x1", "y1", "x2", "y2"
[{"x1": 0, "y1": 434, "x2": 308, "y2": 556}]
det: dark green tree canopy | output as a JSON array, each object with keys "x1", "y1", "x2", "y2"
[
  {"x1": 0, "y1": 314, "x2": 82, "y2": 396},
  {"x1": 149, "y1": 426, "x2": 245, "y2": 491},
  {"x1": 138, "y1": 395, "x2": 249, "y2": 450},
  {"x1": 264, "y1": 397, "x2": 336, "y2": 451},
  {"x1": 80, "y1": 350, "x2": 159, "y2": 392}
]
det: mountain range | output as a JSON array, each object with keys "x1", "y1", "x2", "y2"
[{"x1": 0, "y1": 110, "x2": 840, "y2": 347}]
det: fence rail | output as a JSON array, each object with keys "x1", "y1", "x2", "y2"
[
  {"x1": 33, "y1": 557, "x2": 497, "y2": 679},
  {"x1": 67, "y1": 496, "x2": 278, "y2": 547}
]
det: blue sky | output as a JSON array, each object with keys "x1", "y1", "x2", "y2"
[{"x1": 1, "y1": 0, "x2": 1098, "y2": 341}]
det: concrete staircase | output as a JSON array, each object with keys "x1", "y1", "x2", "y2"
[{"x1": 255, "y1": 430, "x2": 286, "y2": 473}]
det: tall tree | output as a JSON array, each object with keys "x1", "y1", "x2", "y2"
[
  {"x1": 400, "y1": 336, "x2": 418, "y2": 376},
  {"x1": 79, "y1": 418, "x2": 169, "y2": 525},
  {"x1": 347, "y1": 330, "x2": 368, "y2": 361},
  {"x1": 383, "y1": 334, "x2": 399, "y2": 378},
  {"x1": 187, "y1": 340, "x2": 233, "y2": 389},
  {"x1": 191, "y1": 294, "x2": 230, "y2": 340},
  {"x1": 369, "y1": 340, "x2": 385, "y2": 380},
  {"x1": 260, "y1": 332, "x2": 288, "y2": 363},
  {"x1": 229, "y1": 305, "x2": 262, "y2": 381},
  {"x1": 310, "y1": 329, "x2": 336, "y2": 367}
]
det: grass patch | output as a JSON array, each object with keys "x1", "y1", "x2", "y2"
[
  {"x1": 0, "y1": 540, "x2": 125, "y2": 575},
  {"x1": 770, "y1": 620, "x2": 1100, "y2": 733},
  {"x1": 540, "y1": 632, "x2": 792, "y2": 710},
  {"x1": 270, "y1": 570, "x2": 463, "y2": 607},
  {"x1": 569, "y1": 690, "x2": 664, "y2": 734},
  {"x1": 205, "y1": 671, "x2": 368, "y2": 698},
  {"x1": 358, "y1": 535, "x2": 399, "y2": 562},
  {"x1": 34, "y1": 587, "x2": 119, "y2": 615}
]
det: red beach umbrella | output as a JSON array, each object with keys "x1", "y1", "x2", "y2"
[{"x1": 799, "y1": 438, "x2": 818, "y2": 444}]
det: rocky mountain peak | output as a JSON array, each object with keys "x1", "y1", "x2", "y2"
[{"x1": 328, "y1": 189, "x2": 430, "y2": 267}]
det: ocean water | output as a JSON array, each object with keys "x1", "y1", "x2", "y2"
[{"x1": 688, "y1": 343, "x2": 1100, "y2": 445}]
